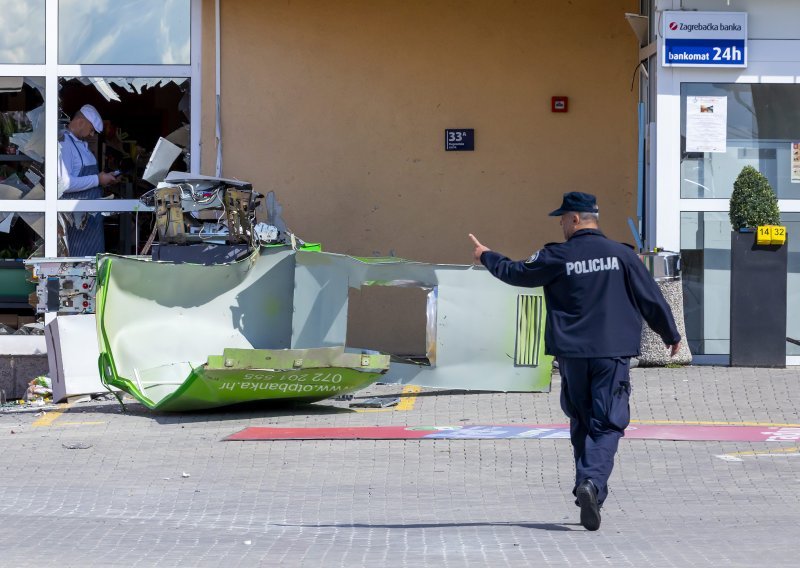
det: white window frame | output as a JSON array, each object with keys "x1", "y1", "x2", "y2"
[
  {"x1": 655, "y1": 38, "x2": 800, "y2": 366},
  {"x1": 0, "y1": 0, "x2": 202, "y2": 257}
]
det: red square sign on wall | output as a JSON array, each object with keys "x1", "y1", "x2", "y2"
[{"x1": 551, "y1": 96, "x2": 568, "y2": 112}]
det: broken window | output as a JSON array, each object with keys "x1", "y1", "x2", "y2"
[
  {"x1": 0, "y1": 77, "x2": 45, "y2": 198},
  {"x1": 58, "y1": 211, "x2": 155, "y2": 257},
  {"x1": 0, "y1": 211, "x2": 41, "y2": 330},
  {"x1": 57, "y1": 77, "x2": 189, "y2": 254}
]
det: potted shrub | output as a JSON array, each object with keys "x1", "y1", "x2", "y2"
[
  {"x1": 729, "y1": 165, "x2": 787, "y2": 368},
  {"x1": 729, "y1": 165, "x2": 780, "y2": 230}
]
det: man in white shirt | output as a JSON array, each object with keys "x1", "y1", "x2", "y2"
[{"x1": 57, "y1": 104, "x2": 118, "y2": 256}]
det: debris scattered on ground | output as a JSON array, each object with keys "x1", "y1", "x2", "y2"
[
  {"x1": 92, "y1": 393, "x2": 118, "y2": 402},
  {"x1": 0, "y1": 402, "x2": 60, "y2": 414},
  {"x1": 181, "y1": 472, "x2": 191, "y2": 478},
  {"x1": 62, "y1": 442, "x2": 92, "y2": 450},
  {"x1": 349, "y1": 397, "x2": 399, "y2": 408},
  {"x1": 25, "y1": 376, "x2": 52, "y2": 406},
  {"x1": 66, "y1": 395, "x2": 92, "y2": 404}
]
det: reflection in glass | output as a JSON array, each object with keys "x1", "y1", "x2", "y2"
[
  {"x1": 681, "y1": 212, "x2": 799, "y2": 358},
  {"x1": 680, "y1": 212, "x2": 731, "y2": 356},
  {"x1": 59, "y1": 0, "x2": 190, "y2": 65},
  {"x1": 681, "y1": 83, "x2": 800, "y2": 199},
  {"x1": 0, "y1": 0, "x2": 45, "y2": 64},
  {"x1": 0, "y1": 78, "x2": 45, "y2": 200},
  {"x1": 784, "y1": 214, "x2": 800, "y2": 356}
]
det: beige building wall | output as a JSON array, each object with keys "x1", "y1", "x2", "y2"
[{"x1": 202, "y1": 0, "x2": 640, "y2": 353}]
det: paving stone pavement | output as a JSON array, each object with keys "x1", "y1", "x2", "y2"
[{"x1": 1, "y1": 366, "x2": 799, "y2": 567}]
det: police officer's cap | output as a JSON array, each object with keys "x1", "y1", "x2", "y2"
[{"x1": 548, "y1": 192, "x2": 599, "y2": 216}]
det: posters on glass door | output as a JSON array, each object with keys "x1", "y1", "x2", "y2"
[
  {"x1": 792, "y1": 142, "x2": 800, "y2": 184},
  {"x1": 686, "y1": 96, "x2": 727, "y2": 153}
]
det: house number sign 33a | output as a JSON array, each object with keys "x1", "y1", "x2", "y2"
[{"x1": 445, "y1": 129, "x2": 474, "y2": 151}]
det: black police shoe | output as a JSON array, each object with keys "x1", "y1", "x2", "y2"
[{"x1": 576, "y1": 479, "x2": 601, "y2": 531}]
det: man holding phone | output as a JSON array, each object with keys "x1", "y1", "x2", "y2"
[{"x1": 57, "y1": 104, "x2": 119, "y2": 256}]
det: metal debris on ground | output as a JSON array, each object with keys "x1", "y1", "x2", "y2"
[
  {"x1": 62, "y1": 442, "x2": 92, "y2": 450},
  {"x1": 66, "y1": 395, "x2": 92, "y2": 404},
  {"x1": 0, "y1": 402, "x2": 60, "y2": 413},
  {"x1": 349, "y1": 397, "x2": 400, "y2": 408}
]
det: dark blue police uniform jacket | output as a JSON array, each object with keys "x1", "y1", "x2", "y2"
[{"x1": 480, "y1": 229, "x2": 680, "y2": 357}]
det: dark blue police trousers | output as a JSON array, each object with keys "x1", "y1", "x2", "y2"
[{"x1": 557, "y1": 356, "x2": 631, "y2": 506}]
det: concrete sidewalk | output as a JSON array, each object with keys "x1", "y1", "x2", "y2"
[{"x1": 1, "y1": 365, "x2": 798, "y2": 567}]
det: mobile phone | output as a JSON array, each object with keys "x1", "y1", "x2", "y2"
[{"x1": 112, "y1": 170, "x2": 121, "y2": 176}]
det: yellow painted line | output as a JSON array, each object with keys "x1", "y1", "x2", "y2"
[
  {"x1": 352, "y1": 385, "x2": 422, "y2": 413},
  {"x1": 31, "y1": 404, "x2": 69, "y2": 427},
  {"x1": 724, "y1": 447, "x2": 800, "y2": 458},
  {"x1": 631, "y1": 419, "x2": 800, "y2": 428},
  {"x1": 396, "y1": 385, "x2": 422, "y2": 411}
]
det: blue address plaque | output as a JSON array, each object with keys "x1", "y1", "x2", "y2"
[{"x1": 445, "y1": 129, "x2": 474, "y2": 151}]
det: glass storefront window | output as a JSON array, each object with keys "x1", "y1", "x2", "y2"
[
  {"x1": 0, "y1": 212, "x2": 42, "y2": 317},
  {"x1": 0, "y1": 77, "x2": 45, "y2": 199},
  {"x1": 0, "y1": 0, "x2": 45, "y2": 64},
  {"x1": 680, "y1": 83, "x2": 800, "y2": 199},
  {"x1": 681, "y1": 212, "x2": 800, "y2": 357},
  {"x1": 57, "y1": 76, "x2": 189, "y2": 255},
  {"x1": 58, "y1": 211, "x2": 153, "y2": 256},
  {"x1": 0, "y1": 211, "x2": 43, "y2": 256},
  {"x1": 58, "y1": 76, "x2": 190, "y2": 199},
  {"x1": 785, "y1": 214, "x2": 800, "y2": 356},
  {"x1": 680, "y1": 212, "x2": 731, "y2": 355},
  {"x1": 59, "y1": 0, "x2": 190, "y2": 65}
]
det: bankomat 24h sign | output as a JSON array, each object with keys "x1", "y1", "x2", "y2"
[{"x1": 663, "y1": 11, "x2": 747, "y2": 67}]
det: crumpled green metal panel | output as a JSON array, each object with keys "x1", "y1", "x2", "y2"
[
  {"x1": 95, "y1": 248, "x2": 389, "y2": 411},
  {"x1": 95, "y1": 245, "x2": 551, "y2": 412},
  {"x1": 291, "y1": 251, "x2": 553, "y2": 392}
]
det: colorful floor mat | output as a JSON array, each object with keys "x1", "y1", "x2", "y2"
[{"x1": 225, "y1": 424, "x2": 800, "y2": 442}]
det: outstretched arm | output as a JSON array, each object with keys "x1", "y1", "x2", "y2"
[{"x1": 467, "y1": 233, "x2": 559, "y2": 288}]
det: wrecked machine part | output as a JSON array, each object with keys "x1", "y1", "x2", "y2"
[
  {"x1": 25, "y1": 257, "x2": 98, "y2": 314},
  {"x1": 95, "y1": 247, "x2": 381, "y2": 411},
  {"x1": 25, "y1": 175, "x2": 303, "y2": 314},
  {"x1": 94, "y1": 245, "x2": 551, "y2": 413},
  {"x1": 140, "y1": 172, "x2": 303, "y2": 250},
  {"x1": 99, "y1": 345, "x2": 390, "y2": 412}
]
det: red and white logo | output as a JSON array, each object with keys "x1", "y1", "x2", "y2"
[{"x1": 669, "y1": 22, "x2": 678, "y2": 31}]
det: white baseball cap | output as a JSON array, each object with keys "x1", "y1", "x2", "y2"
[{"x1": 79, "y1": 104, "x2": 103, "y2": 133}]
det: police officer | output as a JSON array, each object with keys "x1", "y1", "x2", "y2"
[{"x1": 469, "y1": 191, "x2": 680, "y2": 531}]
